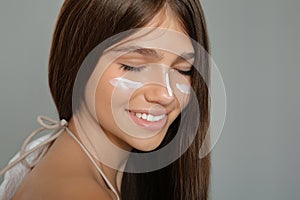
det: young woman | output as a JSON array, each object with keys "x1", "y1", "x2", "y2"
[{"x1": 0, "y1": 0, "x2": 211, "y2": 199}]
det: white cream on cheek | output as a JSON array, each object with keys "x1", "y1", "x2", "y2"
[
  {"x1": 110, "y1": 77, "x2": 144, "y2": 89},
  {"x1": 175, "y1": 83, "x2": 191, "y2": 94},
  {"x1": 109, "y1": 77, "x2": 190, "y2": 95}
]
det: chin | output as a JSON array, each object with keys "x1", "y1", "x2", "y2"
[{"x1": 129, "y1": 136, "x2": 165, "y2": 152}]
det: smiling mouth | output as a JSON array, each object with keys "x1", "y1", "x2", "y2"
[
  {"x1": 133, "y1": 111, "x2": 166, "y2": 122},
  {"x1": 126, "y1": 110, "x2": 168, "y2": 131}
]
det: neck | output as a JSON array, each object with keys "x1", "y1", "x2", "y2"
[{"x1": 67, "y1": 117, "x2": 130, "y2": 193}]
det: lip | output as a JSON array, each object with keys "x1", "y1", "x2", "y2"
[{"x1": 127, "y1": 110, "x2": 168, "y2": 131}]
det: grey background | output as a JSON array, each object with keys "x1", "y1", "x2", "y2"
[{"x1": 0, "y1": 0, "x2": 299, "y2": 199}]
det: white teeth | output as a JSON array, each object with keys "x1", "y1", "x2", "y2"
[
  {"x1": 134, "y1": 112, "x2": 166, "y2": 122},
  {"x1": 142, "y1": 113, "x2": 147, "y2": 120},
  {"x1": 147, "y1": 115, "x2": 153, "y2": 121}
]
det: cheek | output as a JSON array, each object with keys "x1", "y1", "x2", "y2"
[
  {"x1": 94, "y1": 67, "x2": 123, "y2": 108},
  {"x1": 94, "y1": 77, "x2": 137, "y2": 126},
  {"x1": 173, "y1": 88, "x2": 191, "y2": 112},
  {"x1": 94, "y1": 76, "x2": 116, "y2": 123},
  {"x1": 95, "y1": 82, "x2": 112, "y2": 106},
  {"x1": 108, "y1": 78, "x2": 144, "y2": 110},
  {"x1": 181, "y1": 95, "x2": 191, "y2": 110},
  {"x1": 170, "y1": 72, "x2": 192, "y2": 109}
]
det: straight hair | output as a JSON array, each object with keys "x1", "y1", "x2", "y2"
[{"x1": 48, "y1": 0, "x2": 211, "y2": 199}]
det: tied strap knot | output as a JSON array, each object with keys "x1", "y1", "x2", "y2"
[
  {"x1": 19, "y1": 116, "x2": 69, "y2": 168},
  {"x1": 0, "y1": 116, "x2": 69, "y2": 177},
  {"x1": 37, "y1": 116, "x2": 68, "y2": 130},
  {"x1": 60, "y1": 119, "x2": 68, "y2": 127}
]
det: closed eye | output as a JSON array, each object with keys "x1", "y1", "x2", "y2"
[
  {"x1": 176, "y1": 68, "x2": 193, "y2": 76},
  {"x1": 119, "y1": 64, "x2": 145, "y2": 72}
]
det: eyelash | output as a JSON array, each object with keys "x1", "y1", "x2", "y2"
[
  {"x1": 120, "y1": 64, "x2": 145, "y2": 72},
  {"x1": 176, "y1": 68, "x2": 193, "y2": 76},
  {"x1": 120, "y1": 64, "x2": 193, "y2": 76}
]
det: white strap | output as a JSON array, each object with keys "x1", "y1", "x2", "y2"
[
  {"x1": 0, "y1": 116, "x2": 120, "y2": 200},
  {"x1": 0, "y1": 116, "x2": 65, "y2": 176},
  {"x1": 65, "y1": 128, "x2": 120, "y2": 200}
]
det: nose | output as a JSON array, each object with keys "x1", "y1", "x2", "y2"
[{"x1": 144, "y1": 84, "x2": 175, "y2": 106}]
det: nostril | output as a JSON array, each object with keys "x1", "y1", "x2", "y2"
[{"x1": 144, "y1": 84, "x2": 175, "y2": 106}]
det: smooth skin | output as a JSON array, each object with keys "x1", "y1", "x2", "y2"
[{"x1": 13, "y1": 127, "x2": 117, "y2": 200}]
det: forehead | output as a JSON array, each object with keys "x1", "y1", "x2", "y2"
[
  {"x1": 106, "y1": 27, "x2": 194, "y2": 58},
  {"x1": 111, "y1": 45, "x2": 195, "y2": 63}
]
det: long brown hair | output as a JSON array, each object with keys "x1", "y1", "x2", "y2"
[{"x1": 48, "y1": 0, "x2": 210, "y2": 199}]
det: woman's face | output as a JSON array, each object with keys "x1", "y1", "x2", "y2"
[{"x1": 93, "y1": 14, "x2": 194, "y2": 151}]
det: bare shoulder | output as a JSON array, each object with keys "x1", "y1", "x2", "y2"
[
  {"x1": 13, "y1": 132, "x2": 117, "y2": 200},
  {"x1": 53, "y1": 177, "x2": 116, "y2": 200},
  {"x1": 13, "y1": 176, "x2": 115, "y2": 200}
]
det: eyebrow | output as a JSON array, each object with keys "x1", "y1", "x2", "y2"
[{"x1": 111, "y1": 45, "x2": 195, "y2": 62}]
